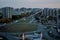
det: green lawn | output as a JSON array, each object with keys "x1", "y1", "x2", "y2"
[
  {"x1": 6, "y1": 17, "x2": 37, "y2": 33},
  {"x1": 6, "y1": 23, "x2": 37, "y2": 33}
]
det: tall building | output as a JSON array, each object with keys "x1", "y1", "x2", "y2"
[
  {"x1": 56, "y1": 8, "x2": 60, "y2": 24},
  {"x1": 0, "y1": 8, "x2": 2, "y2": 13},
  {"x1": 53, "y1": 8, "x2": 57, "y2": 17},
  {"x1": 43, "y1": 8, "x2": 48, "y2": 16},
  {"x1": 42, "y1": 8, "x2": 59, "y2": 17},
  {"x1": 0, "y1": 8, "x2": 3, "y2": 19},
  {"x1": 2, "y1": 7, "x2": 14, "y2": 18}
]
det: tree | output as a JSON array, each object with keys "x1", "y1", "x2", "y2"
[
  {"x1": 54, "y1": 17, "x2": 57, "y2": 23},
  {"x1": 12, "y1": 15, "x2": 20, "y2": 20},
  {"x1": 6, "y1": 18, "x2": 12, "y2": 23},
  {"x1": 20, "y1": 13, "x2": 27, "y2": 17},
  {"x1": 0, "y1": 18, "x2": 12, "y2": 23},
  {"x1": 48, "y1": 16, "x2": 54, "y2": 20}
]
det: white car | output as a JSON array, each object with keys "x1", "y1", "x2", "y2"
[{"x1": 24, "y1": 32, "x2": 42, "y2": 40}]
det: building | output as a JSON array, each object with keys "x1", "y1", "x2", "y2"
[
  {"x1": 2, "y1": 7, "x2": 14, "y2": 18},
  {"x1": 0, "y1": 8, "x2": 2, "y2": 13},
  {"x1": 57, "y1": 9, "x2": 60, "y2": 24},
  {"x1": 43, "y1": 8, "x2": 54, "y2": 16},
  {"x1": 43, "y1": 8, "x2": 46, "y2": 16},
  {"x1": 53, "y1": 8, "x2": 57, "y2": 17},
  {"x1": 0, "y1": 8, "x2": 3, "y2": 18},
  {"x1": 13, "y1": 8, "x2": 21, "y2": 15}
]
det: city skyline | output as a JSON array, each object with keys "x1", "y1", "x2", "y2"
[{"x1": 0, "y1": 0, "x2": 60, "y2": 8}]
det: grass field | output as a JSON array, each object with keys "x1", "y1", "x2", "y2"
[
  {"x1": 6, "y1": 17, "x2": 37, "y2": 33},
  {"x1": 6, "y1": 23, "x2": 37, "y2": 33}
]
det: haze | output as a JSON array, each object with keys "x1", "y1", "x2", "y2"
[{"x1": 0, "y1": 0, "x2": 60, "y2": 8}]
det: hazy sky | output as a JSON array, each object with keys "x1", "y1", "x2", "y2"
[{"x1": 0, "y1": 0, "x2": 60, "y2": 8}]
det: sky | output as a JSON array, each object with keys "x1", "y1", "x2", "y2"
[{"x1": 0, "y1": 0, "x2": 60, "y2": 8}]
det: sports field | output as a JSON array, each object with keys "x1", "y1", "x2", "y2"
[{"x1": 6, "y1": 17, "x2": 37, "y2": 33}]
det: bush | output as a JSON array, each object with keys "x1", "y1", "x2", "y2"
[
  {"x1": 12, "y1": 15, "x2": 20, "y2": 20},
  {"x1": 0, "y1": 18, "x2": 12, "y2": 23},
  {"x1": 0, "y1": 35, "x2": 8, "y2": 40}
]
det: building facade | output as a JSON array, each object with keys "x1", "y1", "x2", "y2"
[{"x1": 2, "y1": 7, "x2": 14, "y2": 18}]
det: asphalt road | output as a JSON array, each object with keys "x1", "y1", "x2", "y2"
[
  {"x1": 37, "y1": 23, "x2": 55, "y2": 40},
  {"x1": 0, "y1": 32, "x2": 19, "y2": 40}
]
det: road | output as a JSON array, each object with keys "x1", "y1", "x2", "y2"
[
  {"x1": 0, "y1": 32, "x2": 19, "y2": 40},
  {"x1": 0, "y1": 11, "x2": 42, "y2": 40},
  {"x1": 0, "y1": 11, "x2": 56, "y2": 40},
  {"x1": 37, "y1": 23, "x2": 55, "y2": 40}
]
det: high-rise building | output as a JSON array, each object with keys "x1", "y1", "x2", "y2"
[
  {"x1": 0, "y1": 8, "x2": 3, "y2": 19},
  {"x1": 42, "y1": 8, "x2": 59, "y2": 17},
  {"x1": 2, "y1": 7, "x2": 14, "y2": 18},
  {"x1": 0, "y1": 8, "x2": 2, "y2": 13},
  {"x1": 56, "y1": 8, "x2": 60, "y2": 24},
  {"x1": 43, "y1": 8, "x2": 49, "y2": 16},
  {"x1": 53, "y1": 8, "x2": 57, "y2": 17}
]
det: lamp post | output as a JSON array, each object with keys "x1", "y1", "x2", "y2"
[
  {"x1": 40, "y1": 32, "x2": 42, "y2": 40},
  {"x1": 22, "y1": 33, "x2": 25, "y2": 40}
]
